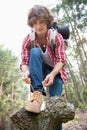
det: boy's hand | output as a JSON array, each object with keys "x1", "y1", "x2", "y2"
[
  {"x1": 42, "y1": 73, "x2": 54, "y2": 87},
  {"x1": 22, "y1": 71, "x2": 31, "y2": 84}
]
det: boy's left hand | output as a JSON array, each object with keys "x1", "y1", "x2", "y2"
[{"x1": 42, "y1": 73, "x2": 54, "y2": 87}]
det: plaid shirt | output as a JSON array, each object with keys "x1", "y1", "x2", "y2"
[{"x1": 20, "y1": 30, "x2": 67, "y2": 82}]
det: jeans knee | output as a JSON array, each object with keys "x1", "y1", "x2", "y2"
[{"x1": 30, "y1": 48, "x2": 42, "y2": 57}]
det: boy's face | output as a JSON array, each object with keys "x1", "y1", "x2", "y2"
[{"x1": 32, "y1": 17, "x2": 48, "y2": 36}]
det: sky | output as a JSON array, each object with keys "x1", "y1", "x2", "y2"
[{"x1": 0, "y1": 0, "x2": 59, "y2": 60}]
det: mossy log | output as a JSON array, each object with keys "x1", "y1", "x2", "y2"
[{"x1": 10, "y1": 96, "x2": 75, "y2": 130}]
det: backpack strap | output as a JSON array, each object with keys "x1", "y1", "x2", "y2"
[
  {"x1": 29, "y1": 28, "x2": 57, "y2": 51},
  {"x1": 29, "y1": 29, "x2": 35, "y2": 48},
  {"x1": 49, "y1": 28, "x2": 57, "y2": 52}
]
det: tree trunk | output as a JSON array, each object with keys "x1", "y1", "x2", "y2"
[{"x1": 10, "y1": 96, "x2": 75, "y2": 130}]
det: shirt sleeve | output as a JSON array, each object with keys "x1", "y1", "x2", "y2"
[
  {"x1": 20, "y1": 34, "x2": 31, "y2": 70},
  {"x1": 55, "y1": 33, "x2": 66, "y2": 64}
]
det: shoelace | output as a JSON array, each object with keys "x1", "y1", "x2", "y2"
[{"x1": 31, "y1": 91, "x2": 42, "y2": 104}]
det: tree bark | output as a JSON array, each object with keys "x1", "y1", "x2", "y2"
[{"x1": 10, "y1": 96, "x2": 75, "y2": 130}]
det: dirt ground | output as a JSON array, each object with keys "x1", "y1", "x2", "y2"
[{"x1": 62, "y1": 110, "x2": 87, "y2": 130}]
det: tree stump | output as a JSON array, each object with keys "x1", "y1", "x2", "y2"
[{"x1": 10, "y1": 96, "x2": 75, "y2": 130}]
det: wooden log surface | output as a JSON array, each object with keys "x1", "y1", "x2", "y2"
[{"x1": 10, "y1": 96, "x2": 75, "y2": 130}]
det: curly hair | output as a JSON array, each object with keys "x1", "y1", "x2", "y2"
[{"x1": 27, "y1": 5, "x2": 54, "y2": 28}]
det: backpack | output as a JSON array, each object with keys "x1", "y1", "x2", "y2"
[{"x1": 49, "y1": 22, "x2": 70, "y2": 40}]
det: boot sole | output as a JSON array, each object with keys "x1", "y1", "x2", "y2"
[{"x1": 25, "y1": 106, "x2": 41, "y2": 114}]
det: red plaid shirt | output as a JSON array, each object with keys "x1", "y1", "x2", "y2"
[{"x1": 20, "y1": 30, "x2": 67, "y2": 82}]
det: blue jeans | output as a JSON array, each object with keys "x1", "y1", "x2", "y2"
[{"x1": 29, "y1": 48, "x2": 63, "y2": 130}]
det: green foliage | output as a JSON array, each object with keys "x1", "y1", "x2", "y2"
[
  {"x1": 82, "y1": 88, "x2": 87, "y2": 103},
  {"x1": 69, "y1": 89, "x2": 78, "y2": 106},
  {"x1": 78, "y1": 102, "x2": 86, "y2": 112},
  {"x1": 0, "y1": 45, "x2": 28, "y2": 129}
]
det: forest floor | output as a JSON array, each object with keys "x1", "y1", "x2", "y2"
[{"x1": 62, "y1": 109, "x2": 87, "y2": 130}]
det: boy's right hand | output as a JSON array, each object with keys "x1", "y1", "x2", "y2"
[{"x1": 22, "y1": 71, "x2": 31, "y2": 84}]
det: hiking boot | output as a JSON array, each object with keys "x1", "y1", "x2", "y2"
[{"x1": 25, "y1": 91, "x2": 42, "y2": 113}]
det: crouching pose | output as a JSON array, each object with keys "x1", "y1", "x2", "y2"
[{"x1": 20, "y1": 5, "x2": 67, "y2": 130}]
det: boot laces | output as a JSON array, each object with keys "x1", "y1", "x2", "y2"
[{"x1": 31, "y1": 91, "x2": 42, "y2": 104}]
